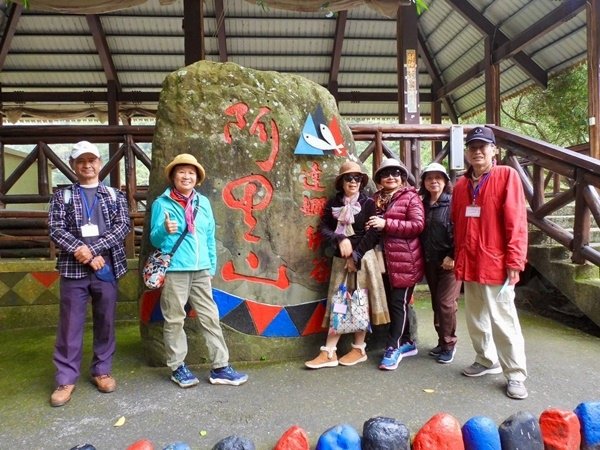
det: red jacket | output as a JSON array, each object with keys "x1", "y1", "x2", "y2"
[
  {"x1": 374, "y1": 186, "x2": 425, "y2": 288},
  {"x1": 452, "y1": 165, "x2": 528, "y2": 285}
]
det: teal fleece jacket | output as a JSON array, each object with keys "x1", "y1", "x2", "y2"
[{"x1": 149, "y1": 188, "x2": 217, "y2": 276}]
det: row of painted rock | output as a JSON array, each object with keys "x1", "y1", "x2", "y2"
[{"x1": 72, "y1": 401, "x2": 600, "y2": 450}]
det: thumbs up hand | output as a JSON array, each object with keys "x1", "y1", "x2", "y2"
[{"x1": 164, "y1": 211, "x2": 178, "y2": 234}]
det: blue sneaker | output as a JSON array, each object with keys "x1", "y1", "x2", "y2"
[
  {"x1": 399, "y1": 341, "x2": 418, "y2": 357},
  {"x1": 171, "y1": 363, "x2": 199, "y2": 388},
  {"x1": 209, "y1": 365, "x2": 248, "y2": 386},
  {"x1": 379, "y1": 346, "x2": 402, "y2": 370}
]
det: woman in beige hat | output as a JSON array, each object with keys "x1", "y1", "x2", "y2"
[
  {"x1": 367, "y1": 158, "x2": 425, "y2": 370},
  {"x1": 305, "y1": 160, "x2": 389, "y2": 369},
  {"x1": 149, "y1": 153, "x2": 248, "y2": 388}
]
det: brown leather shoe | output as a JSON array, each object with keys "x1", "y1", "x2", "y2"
[
  {"x1": 50, "y1": 384, "x2": 75, "y2": 407},
  {"x1": 91, "y1": 374, "x2": 116, "y2": 393}
]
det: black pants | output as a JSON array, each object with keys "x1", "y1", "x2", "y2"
[{"x1": 383, "y1": 275, "x2": 415, "y2": 348}]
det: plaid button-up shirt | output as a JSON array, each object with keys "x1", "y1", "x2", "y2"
[{"x1": 48, "y1": 183, "x2": 131, "y2": 279}]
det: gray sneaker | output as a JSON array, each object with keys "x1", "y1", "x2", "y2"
[
  {"x1": 506, "y1": 380, "x2": 528, "y2": 399},
  {"x1": 462, "y1": 361, "x2": 502, "y2": 377}
]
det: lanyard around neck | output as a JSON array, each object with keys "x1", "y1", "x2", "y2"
[{"x1": 79, "y1": 186, "x2": 99, "y2": 224}]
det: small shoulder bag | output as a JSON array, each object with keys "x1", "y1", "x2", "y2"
[{"x1": 142, "y1": 206, "x2": 198, "y2": 290}]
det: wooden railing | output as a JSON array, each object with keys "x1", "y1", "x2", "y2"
[{"x1": 0, "y1": 124, "x2": 598, "y2": 267}]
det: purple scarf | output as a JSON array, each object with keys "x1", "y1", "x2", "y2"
[{"x1": 332, "y1": 193, "x2": 361, "y2": 236}]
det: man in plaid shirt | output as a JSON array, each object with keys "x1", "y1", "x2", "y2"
[{"x1": 48, "y1": 141, "x2": 130, "y2": 407}]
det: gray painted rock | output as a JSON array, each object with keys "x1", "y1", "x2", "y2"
[
  {"x1": 212, "y1": 435, "x2": 256, "y2": 450},
  {"x1": 141, "y1": 60, "x2": 363, "y2": 364},
  {"x1": 362, "y1": 416, "x2": 410, "y2": 450},
  {"x1": 498, "y1": 411, "x2": 543, "y2": 450}
]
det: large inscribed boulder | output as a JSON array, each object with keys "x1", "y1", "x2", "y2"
[{"x1": 140, "y1": 60, "x2": 363, "y2": 364}]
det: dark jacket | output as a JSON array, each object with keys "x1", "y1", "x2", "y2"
[
  {"x1": 420, "y1": 192, "x2": 454, "y2": 264},
  {"x1": 373, "y1": 186, "x2": 425, "y2": 288},
  {"x1": 320, "y1": 191, "x2": 379, "y2": 267}
]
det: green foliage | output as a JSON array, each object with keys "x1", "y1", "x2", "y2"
[{"x1": 467, "y1": 64, "x2": 588, "y2": 147}]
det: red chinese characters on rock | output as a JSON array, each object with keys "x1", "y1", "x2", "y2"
[
  {"x1": 300, "y1": 161, "x2": 329, "y2": 283},
  {"x1": 222, "y1": 175, "x2": 273, "y2": 243},
  {"x1": 220, "y1": 102, "x2": 289, "y2": 289},
  {"x1": 220, "y1": 101, "x2": 331, "y2": 290},
  {"x1": 301, "y1": 161, "x2": 325, "y2": 192}
]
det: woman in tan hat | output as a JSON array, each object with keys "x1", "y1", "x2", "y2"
[
  {"x1": 305, "y1": 160, "x2": 389, "y2": 369},
  {"x1": 149, "y1": 153, "x2": 248, "y2": 388},
  {"x1": 367, "y1": 158, "x2": 425, "y2": 370}
]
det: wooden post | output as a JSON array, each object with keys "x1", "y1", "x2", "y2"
[
  {"x1": 484, "y1": 36, "x2": 501, "y2": 126},
  {"x1": 588, "y1": 0, "x2": 600, "y2": 160},
  {"x1": 397, "y1": 4, "x2": 420, "y2": 173},
  {"x1": 184, "y1": 0, "x2": 205, "y2": 66}
]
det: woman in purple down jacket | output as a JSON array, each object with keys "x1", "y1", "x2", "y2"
[{"x1": 366, "y1": 158, "x2": 425, "y2": 371}]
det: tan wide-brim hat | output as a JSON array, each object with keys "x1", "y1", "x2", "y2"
[
  {"x1": 334, "y1": 160, "x2": 369, "y2": 191},
  {"x1": 373, "y1": 158, "x2": 408, "y2": 184},
  {"x1": 164, "y1": 153, "x2": 206, "y2": 185}
]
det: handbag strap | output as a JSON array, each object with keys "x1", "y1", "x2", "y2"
[{"x1": 168, "y1": 205, "x2": 199, "y2": 256}]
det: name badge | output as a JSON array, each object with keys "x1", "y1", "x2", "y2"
[
  {"x1": 81, "y1": 223, "x2": 100, "y2": 237},
  {"x1": 333, "y1": 303, "x2": 348, "y2": 314},
  {"x1": 465, "y1": 205, "x2": 481, "y2": 218}
]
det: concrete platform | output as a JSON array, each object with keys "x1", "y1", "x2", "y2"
[{"x1": 1, "y1": 296, "x2": 599, "y2": 450}]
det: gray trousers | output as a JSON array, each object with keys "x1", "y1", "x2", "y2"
[
  {"x1": 463, "y1": 281, "x2": 527, "y2": 381},
  {"x1": 160, "y1": 270, "x2": 229, "y2": 371}
]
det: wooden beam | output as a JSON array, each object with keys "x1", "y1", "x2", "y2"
[
  {"x1": 492, "y1": 0, "x2": 586, "y2": 65},
  {"x1": 214, "y1": 0, "x2": 228, "y2": 62},
  {"x1": 445, "y1": 0, "x2": 547, "y2": 87},
  {"x1": 85, "y1": 15, "x2": 120, "y2": 90},
  {"x1": 0, "y1": 4, "x2": 22, "y2": 71},
  {"x1": 0, "y1": 90, "x2": 434, "y2": 104},
  {"x1": 328, "y1": 10, "x2": 347, "y2": 97},
  {"x1": 183, "y1": 0, "x2": 204, "y2": 65},
  {"x1": 588, "y1": 0, "x2": 600, "y2": 160}
]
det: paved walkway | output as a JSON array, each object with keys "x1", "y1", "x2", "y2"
[{"x1": 1, "y1": 298, "x2": 599, "y2": 450}]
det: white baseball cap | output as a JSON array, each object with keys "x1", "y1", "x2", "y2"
[{"x1": 70, "y1": 141, "x2": 100, "y2": 159}]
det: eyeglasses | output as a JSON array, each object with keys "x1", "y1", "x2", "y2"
[
  {"x1": 343, "y1": 174, "x2": 363, "y2": 183},
  {"x1": 379, "y1": 168, "x2": 403, "y2": 179}
]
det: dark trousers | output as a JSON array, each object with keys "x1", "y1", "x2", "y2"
[
  {"x1": 383, "y1": 275, "x2": 415, "y2": 348},
  {"x1": 424, "y1": 261, "x2": 461, "y2": 351},
  {"x1": 53, "y1": 273, "x2": 117, "y2": 385}
]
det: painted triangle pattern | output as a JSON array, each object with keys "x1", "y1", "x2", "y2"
[{"x1": 139, "y1": 286, "x2": 326, "y2": 338}]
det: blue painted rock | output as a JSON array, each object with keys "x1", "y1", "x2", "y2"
[
  {"x1": 212, "y1": 435, "x2": 256, "y2": 450},
  {"x1": 461, "y1": 416, "x2": 501, "y2": 450},
  {"x1": 498, "y1": 411, "x2": 543, "y2": 450},
  {"x1": 274, "y1": 425, "x2": 310, "y2": 450},
  {"x1": 413, "y1": 413, "x2": 464, "y2": 450},
  {"x1": 575, "y1": 401, "x2": 600, "y2": 450},
  {"x1": 69, "y1": 445, "x2": 96, "y2": 450},
  {"x1": 163, "y1": 442, "x2": 191, "y2": 450},
  {"x1": 539, "y1": 408, "x2": 581, "y2": 450},
  {"x1": 315, "y1": 424, "x2": 361, "y2": 450},
  {"x1": 362, "y1": 416, "x2": 410, "y2": 450}
]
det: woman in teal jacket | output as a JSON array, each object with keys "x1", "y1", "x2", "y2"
[{"x1": 150, "y1": 153, "x2": 248, "y2": 389}]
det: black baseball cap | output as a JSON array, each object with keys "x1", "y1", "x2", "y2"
[{"x1": 465, "y1": 127, "x2": 496, "y2": 145}]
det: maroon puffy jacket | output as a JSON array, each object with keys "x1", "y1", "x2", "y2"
[{"x1": 375, "y1": 186, "x2": 425, "y2": 288}]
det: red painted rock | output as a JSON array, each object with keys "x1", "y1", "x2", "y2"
[
  {"x1": 126, "y1": 440, "x2": 155, "y2": 450},
  {"x1": 274, "y1": 425, "x2": 310, "y2": 450},
  {"x1": 413, "y1": 413, "x2": 464, "y2": 450},
  {"x1": 539, "y1": 408, "x2": 581, "y2": 450}
]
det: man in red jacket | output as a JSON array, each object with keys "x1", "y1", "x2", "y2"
[{"x1": 452, "y1": 126, "x2": 529, "y2": 399}]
